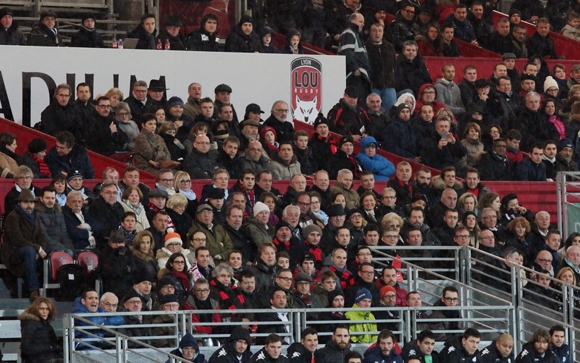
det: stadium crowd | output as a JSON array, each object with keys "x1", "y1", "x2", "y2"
[{"x1": 3, "y1": 0, "x2": 580, "y2": 361}]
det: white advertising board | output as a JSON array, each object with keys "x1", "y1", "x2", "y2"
[{"x1": 0, "y1": 46, "x2": 345, "y2": 126}]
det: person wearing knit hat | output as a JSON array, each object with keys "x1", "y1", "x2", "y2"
[
  {"x1": 0, "y1": 7, "x2": 24, "y2": 45},
  {"x1": 380, "y1": 285, "x2": 397, "y2": 299},
  {"x1": 260, "y1": 126, "x2": 279, "y2": 153},
  {"x1": 70, "y1": 13, "x2": 105, "y2": 48},
  {"x1": 310, "y1": 112, "x2": 336, "y2": 172},
  {"x1": 556, "y1": 138, "x2": 579, "y2": 173},
  {"x1": 24, "y1": 138, "x2": 51, "y2": 179},
  {"x1": 156, "y1": 228, "x2": 193, "y2": 270},
  {"x1": 166, "y1": 96, "x2": 188, "y2": 123},
  {"x1": 544, "y1": 76, "x2": 559, "y2": 95},
  {"x1": 302, "y1": 224, "x2": 322, "y2": 239},
  {"x1": 345, "y1": 287, "x2": 378, "y2": 343},
  {"x1": 28, "y1": 9, "x2": 62, "y2": 46},
  {"x1": 339, "y1": 135, "x2": 354, "y2": 149},
  {"x1": 132, "y1": 264, "x2": 155, "y2": 310},
  {"x1": 253, "y1": 201, "x2": 270, "y2": 217}
]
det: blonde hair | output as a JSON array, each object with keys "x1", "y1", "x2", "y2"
[{"x1": 167, "y1": 193, "x2": 188, "y2": 209}]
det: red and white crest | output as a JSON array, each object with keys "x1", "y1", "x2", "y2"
[{"x1": 291, "y1": 57, "x2": 322, "y2": 124}]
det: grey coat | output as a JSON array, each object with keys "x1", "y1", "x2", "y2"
[{"x1": 36, "y1": 203, "x2": 74, "y2": 251}]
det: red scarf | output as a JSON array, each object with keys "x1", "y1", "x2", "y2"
[
  {"x1": 398, "y1": 179, "x2": 412, "y2": 192},
  {"x1": 467, "y1": 188, "x2": 479, "y2": 198},
  {"x1": 31, "y1": 151, "x2": 51, "y2": 176},
  {"x1": 210, "y1": 278, "x2": 244, "y2": 315},
  {"x1": 148, "y1": 202, "x2": 175, "y2": 228},
  {"x1": 327, "y1": 265, "x2": 354, "y2": 290},
  {"x1": 348, "y1": 155, "x2": 360, "y2": 178},
  {"x1": 170, "y1": 269, "x2": 190, "y2": 292},
  {"x1": 238, "y1": 184, "x2": 255, "y2": 208},
  {"x1": 273, "y1": 237, "x2": 290, "y2": 250}
]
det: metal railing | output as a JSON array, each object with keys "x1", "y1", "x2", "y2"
[
  {"x1": 557, "y1": 171, "x2": 580, "y2": 238},
  {"x1": 464, "y1": 246, "x2": 580, "y2": 361}
]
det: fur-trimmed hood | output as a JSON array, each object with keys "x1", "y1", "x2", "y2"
[
  {"x1": 18, "y1": 311, "x2": 43, "y2": 321},
  {"x1": 432, "y1": 175, "x2": 463, "y2": 191}
]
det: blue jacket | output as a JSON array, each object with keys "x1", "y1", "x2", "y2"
[
  {"x1": 71, "y1": 297, "x2": 125, "y2": 348},
  {"x1": 550, "y1": 344, "x2": 570, "y2": 363},
  {"x1": 363, "y1": 346, "x2": 404, "y2": 363},
  {"x1": 515, "y1": 157, "x2": 547, "y2": 181},
  {"x1": 446, "y1": 14, "x2": 477, "y2": 43},
  {"x1": 356, "y1": 137, "x2": 395, "y2": 181},
  {"x1": 382, "y1": 116, "x2": 418, "y2": 159}
]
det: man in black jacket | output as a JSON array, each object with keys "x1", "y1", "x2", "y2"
[
  {"x1": 317, "y1": 325, "x2": 352, "y2": 363},
  {"x1": 263, "y1": 100, "x2": 295, "y2": 143},
  {"x1": 383, "y1": 104, "x2": 418, "y2": 160},
  {"x1": 89, "y1": 182, "x2": 124, "y2": 245},
  {"x1": 40, "y1": 84, "x2": 84, "y2": 140},
  {"x1": 480, "y1": 334, "x2": 514, "y2": 363},
  {"x1": 327, "y1": 87, "x2": 371, "y2": 142},
  {"x1": 401, "y1": 330, "x2": 438, "y2": 363},
  {"x1": 516, "y1": 329, "x2": 559, "y2": 363},
  {"x1": 123, "y1": 80, "x2": 148, "y2": 123},
  {"x1": 210, "y1": 327, "x2": 253, "y2": 363},
  {"x1": 458, "y1": 66, "x2": 478, "y2": 107},
  {"x1": 390, "y1": 3, "x2": 421, "y2": 52},
  {"x1": 515, "y1": 144, "x2": 547, "y2": 181},
  {"x1": 45, "y1": 131, "x2": 95, "y2": 179},
  {"x1": 365, "y1": 23, "x2": 396, "y2": 113},
  {"x1": 0, "y1": 7, "x2": 25, "y2": 45},
  {"x1": 62, "y1": 191, "x2": 103, "y2": 250},
  {"x1": 86, "y1": 96, "x2": 128, "y2": 156},
  {"x1": 287, "y1": 328, "x2": 325, "y2": 363},
  {"x1": 256, "y1": 289, "x2": 293, "y2": 345},
  {"x1": 339, "y1": 13, "x2": 371, "y2": 102},
  {"x1": 439, "y1": 328, "x2": 482, "y2": 363},
  {"x1": 395, "y1": 40, "x2": 432, "y2": 97},
  {"x1": 526, "y1": 19, "x2": 558, "y2": 59},
  {"x1": 477, "y1": 138, "x2": 512, "y2": 181},
  {"x1": 421, "y1": 117, "x2": 467, "y2": 171}
]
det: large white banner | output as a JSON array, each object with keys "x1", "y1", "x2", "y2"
[{"x1": 0, "y1": 46, "x2": 345, "y2": 126}]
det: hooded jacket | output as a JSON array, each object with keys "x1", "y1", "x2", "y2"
[
  {"x1": 18, "y1": 311, "x2": 62, "y2": 362},
  {"x1": 356, "y1": 136, "x2": 395, "y2": 181},
  {"x1": 434, "y1": 77, "x2": 466, "y2": 116},
  {"x1": 250, "y1": 347, "x2": 290, "y2": 363},
  {"x1": 225, "y1": 15, "x2": 261, "y2": 53},
  {"x1": 209, "y1": 327, "x2": 253, "y2": 363},
  {"x1": 36, "y1": 202, "x2": 74, "y2": 251},
  {"x1": 345, "y1": 304, "x2": 377, "y2": 343},
  {"x1": 414, "y1": 84, "x2": 447, "y2": 116},
  {"x1": 382, "y1": 114, "x2": 418, "y2": 159},
  {"x1": 168, "y1": 333, "x2": 208, "y2": 363},
  {"x1": 318, "y1": 340, "x2": 352, "y2": 363}
]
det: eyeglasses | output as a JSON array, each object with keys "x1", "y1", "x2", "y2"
[
  {"x1": 490, "y1": 130, "x2": 500, "y2": 134},
  {"x1": 360, "y1": 270, "x2": 374, "y2": 275},
  {"x1": 538, "y1": 258, "x2": 553, "y2": 263},
  {"x1": 180, "y1": 180, "x2": 191, "y2": 183},
  {"x1": 192, "y1": 238, "x2": 207, "y2": 242},
  {"x1": 276, "y1": 109, "x2": 289, "y2": 113},
  {"x1": 98, "y1": 105, "x2": 112, "y2": 109},
  {"x1": 173, "y1": 260, "x2": 185, "y2": 264},
  {"x1": 405, "y1": 9, "x2": 415, "y2": 13},
  {"x1": 160, "y1": 178, "x2": 174, "y2": 183},
  {"x1": 126, "y1": 300, "x2": 142, "y2": 305},
  {"x1": 444, "y1": 297, "x2": 459, "y2": 302},
  {"x1": 117, "y1": 112, "x2": 130, "y2": 117},
  {"x1": 456, "y1": 235, "x2": 470, "y2": 239},
  {"x1": 199, "y1": 210, "x2": 213, "y2": 216},
  {"x1": 278, "y1": 276, "x2": 293, "y2": 281},
  {"x1": 103, "y1": 302, "x2": 118, "y2": 308},
  {"x1": 385, "y1": 294, "x2": 397, "y2": 299},
  {"x1": 195, "y1": 288, "x2": 210, "y2": 293},
  {"x1": 298, "y1": 202, "x2": 311, "y2": 207}
]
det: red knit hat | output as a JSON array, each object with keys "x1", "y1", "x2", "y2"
[{"x1": 380, "y1": 285, "x2": 396, "y2": 298}]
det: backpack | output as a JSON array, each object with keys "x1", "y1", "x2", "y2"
[{"x1": 55, "y1": 264, "x2": 86, "y2": 301}]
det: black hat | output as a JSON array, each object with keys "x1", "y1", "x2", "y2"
[
  {"x1": 28, "y1": 138, "x2": 47, "y2": 154},
  {"x1": 396, "y1": 103, "x2": 411, "y2": 114},
  {"x1": 469, "y1": 104, "x2": 484, "y2": 115},
  {"x1": 347, "y1": 208, "x2": 363, "y2": 219},
  {"x1": 474, "y1": 79, "x2": 491, "y2": 89},
  {"x1": 327, "y1": 204, "x2": 346, "y2": 217},
  {"x1": 509, "y1": 9, "x2": 522, "y2": 17},
  {"x1": 215, "y1": 84, "x2": 233, "y2": 94},
  {"x1": 167, "y1": 96, "x2": 184, "y2": 109},
  {"x1": 246, "y1": 103, "x2": 264, "y2": 114},
  {"x1": 106, "y1": 229, "x2": 128, "y2": 245},
  {"x1": 40, "y1": 10, "x2": 57, "y2": 20},
  {"x1": 165, "y1": 15, "x2": 182, "y2": 27},
  {"x1": 207, "y1": 188, "x2": 225, "y2": 199},
  {"x1": 344, "y1": 86, "x2": 359, "y2": 98},
  {"x1": 327, "y1": 290, "x2": 345, "y2": 307},
  {"x1": 313, "y1": 113, "x2": 330, "y2": 128},
  {"x1": 81, "y1": 14, "x2": 95, "y2": 24},
  {"x1": 68, "y1": 169, "x2": 84, "y2": 181},
  {"x1": 0, "y1": 7, "x2": 14, "y2": 19},
  {"x1": 158, "y1": 275, "x2": 175, "y2": 290},
  {"x1": 159, "y1": 294, "x2": 179, "y2": 305},
  {"x1": 133, "y1": 265, "x2": 154, "y2": 284},
  {"x1": 276, "y1": 220, "x2": 293, "y2": 232},
  {"x1": 148, "y1": 79, "x2": 168, "y2": 91},
  {"x1": 520, "y1": 73, "x2": 537, "y2": 82},
  {"x1": 558, "y1": 138, "x2": 575, "y2": 152},
  {"x1": 123, "y1": 290, "x2": 146, "y2": 304},
  {"x1": 339, "y1": 135, "x2": 354, "y2": 148},
  {"x1": 419, "y1": 7, "x2": 433, "y2": 15}
]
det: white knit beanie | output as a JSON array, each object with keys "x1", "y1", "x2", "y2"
[
  {"x1": 544, "y1": 76, "x2": 559, "y2": 93},
  {"x1": 253, "y1": 202, "x2": 270, "y2": 217}
]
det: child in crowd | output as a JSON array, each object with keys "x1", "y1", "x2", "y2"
[
  {"x1": 505, "y1": 129, "x2": 524, "y2": 164},
  {"x1": 283, "y1": 29, "x2": 304, "y2": 54},
  {"x1": 261, "y1": 126, "x2": 279, "y2": 157},
  {"x1": 259, "y1": 26, "x2": 280, "y2": 53},
  {"x1": 562, "y1": 12, "x2": 580, "y2": 41},
  {"x1": 276, "y1": 251, "x2": 291, "y2": 270}
]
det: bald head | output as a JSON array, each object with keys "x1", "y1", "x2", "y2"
[
  {"x1": 496, "y1": 334, "x2": 514, "y2": 358},
  {"x1": 195, "y1": 135, "x2": 210, "y2": 153},
  {"x1": 441, "y1": 188, "x2": 458, "y2": 209}
]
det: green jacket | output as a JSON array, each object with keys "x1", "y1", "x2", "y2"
[
  {"x1": 187, "y1": 221, "x2": 233, "y2": 262},
  {"x1": 345, "y1": 303, "x2": 378, "y2": 343}
]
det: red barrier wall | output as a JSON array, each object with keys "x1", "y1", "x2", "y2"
[
  {"x1": 0, "y1": 117, "x2": 156, "y2": 180},
  {"x1": 492, "y1": 11, "x2": 580, "y2": 60}
]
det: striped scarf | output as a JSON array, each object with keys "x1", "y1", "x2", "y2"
[
  {"x1": 209, "y1": 278, "x2": 245, "y2": 315},
  {"x1": 31, "y1": 151, "x2": 51, "y2": 176}
]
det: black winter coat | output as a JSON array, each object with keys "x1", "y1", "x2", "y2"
[
  {"x1": 157, "y1": 28, "x2": 186, "y2": 50},
  {"x1": 526, "y1": 33, "x2": 558, "y2": 59},
  {"x1": 293, "y1": 146, "x2": 314, "y2": 175},
  {"x1": 21, "y1": 151, "x2": 51, "y2": 179},
  {"x1": 86, "y1": 113, "x2": 129, "y2": 156},
  {"x1": 515, "y1": 157, "x2": 547, "y2": 181},
  {"x1": 287, "y1": 343, "x2": 326, "y2": 363},
  {"x1": 317, "y1": 341, "x2": 351, "y2": 363},
  {"x1": 186, "y1": 27, "x2": 219, "y2": 51},
  {"x1": 70, "y1": 28, "x2": 105, "y2": 48},
  {"x1": 389, "y1": 15, "x2": 421, "y2": 52},
  {"x1": 225, "y1": 22, "x2": 261, "y2": 53},
  {"x1": 516, "y1": 343, "x2": 559, "y2": 363},
  {"x1": 484, "y1": 32, "x2": 515, "y2": 56},
  {"x1": 124, "y1": 95, "x2": 146, "y2": 123},
  {"x1": 327, "y1": 99, "x2": 371, "y2": 137},
  {"x1": 510, "y1": 0, "x2": 546, "y2": 21},
  {"x1": 3, "y1": 185, "x2": 41, "y2": 217},
  {"x1": 19, "y1": 312, "x2": 62, "y2": 363},
  {"x1": 365, "y1": 38, "x2": 396, "y2": 90},
  {"x1": 382, "y1": 116, "x2": 418, "y2": 159},
  {"x1": 62, "y1": 205, "x2": 104, "y2": 249},
  {"x1": 480, "y1": 341, "x2": 514, "y2": 363},
  {"x1": 477, "y1": 152, "x2": 512, "y2": 181},
  {"x1": 0, "y1": 22, "x2": 25, "y2": 45},
  {"x1": 45, "y1": 144, "x2": 95, "y2": 179},
  {"x1": 184, "y1": 149, "x2": 219, "y2": 180},
  {"x1": 40, "y1": 100, "x2": 84, "y2": 140},
  {"x1": 421, "y1": 132, "x2": 467, "y2": 171},
  {"x1": 324, "y1": 149, "x2": 363, "y2": 180},
  {"x1": 27, "y1": 22, "x2": 62, "y2": 46},
  {"x1": 88, "y1": 197, "x2": 124, "y2": 244},
  {"x1": 216, "y1": 147, "x2": 242, "y2": 179},
  {"x1": 127, "y1": 25, "x2": 156, "y2": 49},
  {"x1": 514, "y1": 108, "x2": 559, "y2": 152},
  {"x1": 98, "y1": 244, "x2": 136, "y2": 297},
  {"x1": 263, "y1": 114, "x2": 296, "y2": 143},
  {"x1": 395, "y1": 54, "x2": 432, "y2": 96}
]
